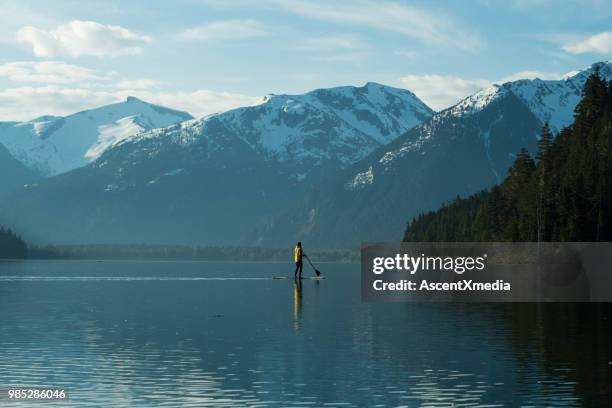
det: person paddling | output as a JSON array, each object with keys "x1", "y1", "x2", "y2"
[{"x1": 294, "y1": 242, "x2": 304, "y2": 278}]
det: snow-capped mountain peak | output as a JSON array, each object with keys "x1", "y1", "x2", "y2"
[
  {"x1": 449, "y1": 85, "x2": 507, "y2": 118},
  {"x1": 113, "y1": 82, "x2": 434, "y2": 181},
  {"x1": 0, "y1": 98, "x2": 192, "y2": 176},
  {"x1": 442, "y1": 61, "x2": 612, "y2": 133},
  {"x1": 502, "y1": 61, "x2": 612, "y2": 132}
]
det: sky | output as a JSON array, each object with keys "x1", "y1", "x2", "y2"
[{"x1": 0, "y1": 0, "x2": 611, "y2": 121}]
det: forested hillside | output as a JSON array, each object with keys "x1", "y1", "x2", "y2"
[
  {"x1": 404, "y1": 72, "x2": 612, "y2": 242},
  {"x1": 0, "y1": 227, "x2": 27, "y2": 259}
]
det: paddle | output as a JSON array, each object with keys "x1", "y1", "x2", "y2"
[{"x1": 304, "y1": 254, "x2": 321, "y2": 277}]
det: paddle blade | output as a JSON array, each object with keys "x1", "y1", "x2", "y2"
[{"x1": 315, "y1": 269, "x2": 321, "y2": 277}]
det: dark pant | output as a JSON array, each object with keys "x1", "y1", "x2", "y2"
[{"x1": 295, "y1": 261, "x2": 303, "y2": 277}]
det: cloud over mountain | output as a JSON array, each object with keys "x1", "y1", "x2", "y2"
[
  {"x1": 0, "y1": 60, "x2": 259, "y2": 121},
  {"x1": 563, "y1": 31, "x2": 612, "y2": 54},
  {"x1": 399, "y1": 74, "x2": 490, "y2": 111},
  {"x1": 400, "y1": 71, "x2": 564, "y2": 111},
  {"x1": 0, "y1": 61, "x2": 110, "y2": 84}
]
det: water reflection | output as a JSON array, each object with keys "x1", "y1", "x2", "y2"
[
  {"x1": 293, "y1": 277, "x2": 302, "y2": 331},
  {"x1": 0, "y1": 260, "x2": 609, "y2": 407},
  {"x1": 501, "y1": 303, "x2": 612, "y2": 406}
]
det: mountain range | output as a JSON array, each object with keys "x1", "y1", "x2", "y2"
[
  {"x1": 0, "y1": 83, "x2": 433, "y2": 244},
  {"x1": 0, "y1": 62, "x2": 609, "y2": 247},
  {"x1": 257, "y1": 62, "x2": 612, "y2": 247}
]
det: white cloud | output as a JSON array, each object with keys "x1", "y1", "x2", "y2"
[
  {"x1": 179, "y1": 19, "x2": 270, "y2": 42},
  {"x1": 497, "y1": 70, "x2": 563, "y2": 83},
  {"x1": 123, "y1": 89, "x2": 262, "y2": 118},
  {"x1": 116, "y1": 79, "x2": 167, "y2": 90},
  {"x1": 310, "y1": 51, "x2": 371, "y2": 64},
  {"x1": 563, "y1": 31, "x2": 612, "y2": 54},
  {"x1": 0, "y1": 84, "x2": 260, "y2": 122},
  {"x1": 400, "y1": 74, "x2": 490, "y2": 111},
  {"x1": 0, "y1": 58, "x2": 259, "y2": 121},
  {"x1": 16, "y1": 20, "x2": 151, "y2": 58},
  {"x1": 0, "y1": 86, "x2": 118, "y2": 121},
  {"x1": 271, "y1": 0, "x2": 484, "y2": 52},
  {"x1": 527, "y1": 32, "x2": 582, "y2": 44},
  {"x1": 297, "y1": 34, "x2": 365, "y2": 51},
  {"x1": 502, "y1": 0, "x2": 554, "y2": 9},
  {"x1": 0, "y1": 3, "x2": 55, "y2": 42},
  {"x1": 294, "y1": 34, "x2": 370, "y2": 63},
  {"x1": 0, "y1": 61, "x2": 109, "y2": 84},
  {"x1": 400, "y1": 70, "x2": 563, "y2": 110}
]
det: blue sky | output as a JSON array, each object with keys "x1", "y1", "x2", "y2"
[{"x1": 0, "y1": 0, "x2": 611, "y2": 120}]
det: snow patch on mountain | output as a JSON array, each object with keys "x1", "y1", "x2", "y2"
[
  {"x1": 122, "y1": 118, "x2": 212, "y2": 150},
  {"x1": 147, "y1": 168, "x2": 184, "y2": 186},
  {"x1": 86, "y1": 116, "x2": 146, "y2": 160},
  {"x1": 345, "y1": 166, "x2": 374, "y2": 190},
  {"x1": 375, "y1": 107, "x2": 456, "y2": 171}
]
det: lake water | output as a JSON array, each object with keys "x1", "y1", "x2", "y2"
[{"x1": 0, "y1": 260, "x2": 610, "y2": 407}]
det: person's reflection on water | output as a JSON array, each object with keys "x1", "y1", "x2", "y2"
[{"x1": 293, "y1": 276, "x2": 302, "y2": 330}]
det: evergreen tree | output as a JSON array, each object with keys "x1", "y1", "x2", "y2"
[
  {"x1": 536, "y1": 122, "x2": 553, "y2": 162},
  {"x1": 0, "y1": 226, "x2": 28, "y2": 259},
  {"x1": 535, "y1": 123, "x2": 554, "y2": 241}
]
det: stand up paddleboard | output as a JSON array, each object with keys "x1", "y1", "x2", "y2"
[{"x1": 272, "y1": 276, "x2": 325, "y2": 280}]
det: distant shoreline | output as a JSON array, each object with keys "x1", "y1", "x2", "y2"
[
  {"x1": 25, "y1": 244, "x2": 359, "y2": 263},
  {"x1": 1, "y1": 258, "x2": 358, "y2": 264}
]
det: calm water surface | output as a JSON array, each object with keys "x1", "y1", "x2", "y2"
[{"x1": 0, "y1": 260, "x2": 610, "y2": 407}]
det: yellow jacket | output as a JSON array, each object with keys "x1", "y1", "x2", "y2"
[{"x1": 294, "y1": 246, "x2": 302, "y2": 262}]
